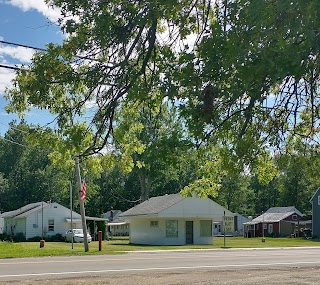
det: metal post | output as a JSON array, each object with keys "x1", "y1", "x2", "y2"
[
  {"x1": 262, "y1": 211, "x2": 265, "y2": 242},
  {"x1": 223, "y1": 211, "x2": 226, "y2": 248},
  {"x1": 98, "y1": 231, "x2": 102, "y2": 251},
  {"x1": 75, "y1": 157, "x2": 89, "y2": 252},
  {"x1": 70, "y1": 181, "x2": 74, "y2": 250},
  {"x1": 41, "y1": 201, "x2": 44, "y2": 240}
]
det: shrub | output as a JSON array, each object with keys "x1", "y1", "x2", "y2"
[
  {"x1": 46, "y1": 233, "x2": 65, "y2": 242},
  {"x1": 0, "y1": 233, "x2": 11, "y2": 241},
  {"x1": 13, "y1": 232, "x2": 26, "y2": 242},
  {"x1": 27, "y1": 236, "x2": 42, "y2": 242}
]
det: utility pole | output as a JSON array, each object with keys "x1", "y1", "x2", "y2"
[{"x1": 75, "y1": 157, "x2": 89, "y2": 252}]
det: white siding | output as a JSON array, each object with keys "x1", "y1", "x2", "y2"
[
  {"x1": 124, "y1": 196, "x2": 234, "y2": 245},
  {"x1": 0, "y1": 217, "x2": 4, "y2": 234},
  {"x1": 234, "y1": 213, "x2": 249, "y2": 236},
  {"x1": 129, "y1": 217, "x2": 213, "y2": 245},
  {"x1": 24, "y1": 203, "x2": 82, "y2": 239},
  {"x1": 14, "y1": 218, "x2": 26, "y2": 236}
]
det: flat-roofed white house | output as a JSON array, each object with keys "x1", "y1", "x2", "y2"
[
  {"x1": 1, "y1": 202, "x2": 83, "y2": 240},
  {"x1": 120, "y1": 193, "x2": 234, "y2": 245}
]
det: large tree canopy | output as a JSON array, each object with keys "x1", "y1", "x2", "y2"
[{"x1": 6, "y1": 0, "x2": 320, "y2": 161}]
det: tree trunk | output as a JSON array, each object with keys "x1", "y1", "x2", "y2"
[{"x1": 138, "y1": 172, "x2": 151, "y2": 202}]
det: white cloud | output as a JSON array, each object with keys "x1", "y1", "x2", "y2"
[
  {"x1": 6, "y1": 0, "x2": 61, "y2": 22},
  {"x1": 0, "y1": 40, "x2": 35, "y2": 97},
  {"x1": 0, "y1": 45, "x2": 35, "y2": 63},
  {"x1": 0, "y1": 67, "x2": 16, "y2": 96}
]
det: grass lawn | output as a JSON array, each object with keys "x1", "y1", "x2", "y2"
[{"x1": 1, "y1": 236, "x2": 320, "y2": 259}]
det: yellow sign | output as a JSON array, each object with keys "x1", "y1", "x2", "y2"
[{"x1": 223, "y1": 216, "x2": 234, "y2": 232}]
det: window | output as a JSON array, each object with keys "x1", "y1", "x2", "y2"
[
  {"x1": 150, "y1": 220, "x2": 159, "y2": 227},
  {"x1": 48, "y1": 219, "x2": 54, "y2": 232},
  {"x1": 292, "y1": 215, "x2": 298, "y2": 221},
  {"x1": 318, "y1": 195, "x2": 320, "y2": 205},
  {"x1": 200, "y1": 220, "x2": 212, "y2": 237},
  {"x1": 268, "y1": 224, "x2": 273, "y2": 234},
  {"x1": 166, "y1": 220, "x2": 178, "y2": 237},
  {"x1": 263, "y1": 223, "x2": 267, "y2": 230}
]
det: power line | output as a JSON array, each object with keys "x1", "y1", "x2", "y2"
[
  {"x1": 110, "y1": 190, "x2": 141, "y2": 203},
  {"x1": 0, "y1": 135, "x2": 38, "y2": 150},
  {"x1": 0, "y1": 121, "x2": 29, "y2": 134},
  {"x1": 0, "y1": 40, "x2": 45, "y2": 52},
  {"x1": 0, "y1": 40, "x2": 103, "y2": 62},
  {"x1": 0, "y1": 64, "x2": 20, "y2": 71}
]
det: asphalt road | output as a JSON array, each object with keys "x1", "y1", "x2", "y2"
[{"x1": 1, "y1": 247, "x2": 320, "y2": 282}]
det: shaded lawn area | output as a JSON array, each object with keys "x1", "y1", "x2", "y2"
[{"x1": 1, "y1": 237, "x2": 320, "y2": 259}]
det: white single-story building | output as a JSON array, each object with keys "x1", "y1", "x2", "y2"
[
  {"x1": 120, "y1": 193, "x2": 234, "y2": 245},
  {"x1": 103, "y1": 210, "x2": 129, "y2": 236},
  {"x1": 107, "y1": 220, "x2": 130, "y2": 236},
  {"x1": 1, "y1": 202, "x2": 107, "y2": 240}
]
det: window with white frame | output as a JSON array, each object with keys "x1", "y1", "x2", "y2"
[
  {"x1": 48, "y1": 219, "x2": 54, "y2": 232},
  {"x1": 263, "y1": 223, "x2": 267, "y2": 229},
  {"x1": 318, "y1": 195, "x2": 320, "y2": 205},
  {"x1": 166, "y1": 220, "x2": 178, "y2": 237},
  {"x1": 200, "y1": 220, "x2": 212, "y2": 237},
  {"x1": 150, "y1": 220, "x2": 159, "y2": 227},
  {"x1": 292, "y1": 214, "x2": 298, "y2": 221}
]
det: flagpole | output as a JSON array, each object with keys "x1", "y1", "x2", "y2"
[{"x1": 75, "y1": 157, "x2": 89, "y2": 252}]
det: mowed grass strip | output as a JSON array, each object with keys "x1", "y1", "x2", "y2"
[{"x1": 1, "y1": 237, "x2": 320, "y2": 259}]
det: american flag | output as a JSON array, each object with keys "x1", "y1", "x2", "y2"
[{"x1": 80, "y1": 179, "x2": 87, "y2": 201}]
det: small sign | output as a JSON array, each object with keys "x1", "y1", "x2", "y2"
[{"x1": 223, "y1": 216, "x2": 234, "y2": 232}]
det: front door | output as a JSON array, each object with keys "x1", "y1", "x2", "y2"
[{"x1": 186, "y1": 221, "x2": 194, "y2": 244}]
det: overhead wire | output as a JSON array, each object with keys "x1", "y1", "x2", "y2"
[
  {"x1": 0, "y1": 135, "x2": 45, "y2": 151},
  {"x1": 0, "y1": 64, "x2": 20, "y2": 71},
  {"x1": 0, "y1": 40, "x2": 46, "y2": 52},
  {"x1": 0, "y1": 121, "x2": 29, "y2": 133},
  {"x1": 110, "y1": 189, "x2": 141, "y2": 203},
  {"x1": 0, "y1": 40, "x2": 105, "y2": 63}
]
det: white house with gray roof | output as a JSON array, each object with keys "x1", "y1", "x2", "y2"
[
  {"x1": 119, "y1": 193, "x2": 234, "y2": 245},
  {"x1": 1, "y1": 202, "x2": 83, "y2": 239},
  {"x1": 243, "y1": 206, "x2": 304, "y2": 237}
]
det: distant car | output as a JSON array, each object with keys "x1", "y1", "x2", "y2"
[{"x1": 65, "y1": 229, "x2": 92, "y2": 243}]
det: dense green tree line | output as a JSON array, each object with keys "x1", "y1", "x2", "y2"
[{"x1": 0, "y1": 120, "x2": 319, "y2": 217}]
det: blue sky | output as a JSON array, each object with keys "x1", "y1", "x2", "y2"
[{"x1": 0, "y1": 0, "x2": 64, "y2": 134}]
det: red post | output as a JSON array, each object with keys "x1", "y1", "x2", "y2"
[{"x1": 98, "y1": 231, "x2": 102, "y2": 251}]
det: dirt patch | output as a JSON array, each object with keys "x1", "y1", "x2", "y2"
[{"x1": 1, "y1": 265, "x2": 320, "y2": 285}]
